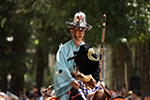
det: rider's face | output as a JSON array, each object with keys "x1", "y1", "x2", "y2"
[{"x1": 71, "y1": 28, "x2": 85, "y2": 41}]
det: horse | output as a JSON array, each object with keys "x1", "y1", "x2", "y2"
[
  {"x1": 45, "y1": 83, "x2": 126, "y2": 100},
  {"x1": 70, "y1": 71, "x2": 126, "y2": 100},
  {"x1": 87, "y1": 84, "x2": 126, "y2": 100},
  {"x1": 44, "y1": 71, "x2": 126, "y2": 100},
  {"x1": 107, "y1": 84, "x2": 126, "y2": 100}
]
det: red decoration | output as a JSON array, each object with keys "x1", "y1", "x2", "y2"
[{"x1": 78, "y1": 15, "x2": 82, "y2": 21}]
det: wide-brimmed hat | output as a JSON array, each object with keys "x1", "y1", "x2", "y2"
[{"x1": 65, "y1": 11, "x2": 92, "y2": 31}]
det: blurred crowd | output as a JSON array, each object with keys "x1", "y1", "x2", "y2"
[
  {"x1": 0, "y1": 85, "x2": 55, "y2": 100},
  {"x1": 0, "y1": 85, "x2": 150, "y2": 100},
  {"x1": 125, "y1": 90, "x2": 150, "y2": 100}
]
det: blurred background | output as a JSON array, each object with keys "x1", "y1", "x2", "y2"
[{"x1": 0, "y1": 0, "x2": 150, "y2": 99}]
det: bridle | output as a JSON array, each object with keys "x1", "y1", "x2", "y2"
[{"x1": 105, "y1": 91, "x2": 125, "y2": 100}]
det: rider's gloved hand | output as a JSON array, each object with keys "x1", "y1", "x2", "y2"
[
  {"x1": 101, "y1": 81, "x2": 105, "y2": 87},
  {"x1": 70, "y1": 80, "x2": 80, "y2": 89}
]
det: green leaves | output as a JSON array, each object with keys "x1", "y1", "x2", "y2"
[
  {"x1": 1, "y1": 17, "x2": 7, "y2": 28},
  {"x1": 0, "y1": 0, "x2": 149, "y2": 91}
]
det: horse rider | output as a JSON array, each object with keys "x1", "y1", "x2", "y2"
[{"x1": 54, "y1": 11, "x2": 100, "y2": 100}]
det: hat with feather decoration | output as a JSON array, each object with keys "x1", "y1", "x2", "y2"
[{"x1": 65, "y1": 11, "x2": 92, "y2": 31}]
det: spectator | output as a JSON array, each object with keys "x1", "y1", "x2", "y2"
[
  {"x1": 39, "y1": 87, "x2": 46, "y2": 100},
  {"x1": 125, "y1": 90, "x2": 132, "y2": 100},
  {"x1": 18, "y1": 91, "x2": 27, "y2": 100},
  {"x1": 0, "y1": 92, "x2": 7, "y2": 100},
  {"x1": 27, "y1": 92, "x2": 37, "y2": 100},
  {"x1": 131, "y1": 90, "x2": 141, "y2": 100},
  {"x1": 142, "y1": 93, "x2": 150, "y2": 100},
  {"x1": 43, "y1": 94, "x2": 50, "y2": 100},
  {"x1": 37, "y1": 91, "x2": 42, "y2": 100}
]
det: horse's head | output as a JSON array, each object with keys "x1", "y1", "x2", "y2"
[
  {"x1": 87, "y1": 83, "x2": 112, "y2": 100},
  {"x1": 92, "y1": 89, "x2": 107, "y2": 100},
  {"x1": 92, "y1": 84, "x2": 126, "y2": 100},
  {"x1": 108, "y1": 84, "x2": 126, "y2": 100},
  {"x1": 86, "y1": 83, "x2": 126, "y2": 100}
]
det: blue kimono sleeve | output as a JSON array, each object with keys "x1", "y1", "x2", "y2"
[{"x1": 54, "y1": 48, "x2": 75, "y2": 97}]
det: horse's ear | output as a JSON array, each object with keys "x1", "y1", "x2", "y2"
[
  {"x1": 120, "y1": 84, "x2": 126, "y2": 97},
  {"x1": 101, "y1": 84, "x2": 112, "y2": 99}
]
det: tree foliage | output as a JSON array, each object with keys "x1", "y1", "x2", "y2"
[{"x1": 0, "y1": 0, "x2": 149, "y2": 94}]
